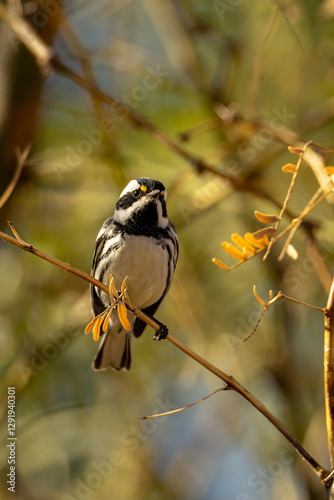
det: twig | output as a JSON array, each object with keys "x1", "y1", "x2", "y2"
[
  {"x1": 8, "y1": 221, "x2": 31, "y2": 247},
  {"x1": 0, "y1": 145, "x2": 30, "y2": 210},
  {"x1": 178, "y1": 118, "x2": 222, "y2": 142},
  {"x1": 245, "y1": 287, "x2": 324, "y2": 343},
  {"x1": 263, "y1": 141, "x2": 312, "y2": 260},
  {"x1": 0, "y1": 226, "x2": 329, "y2": 480},
  {"x1": 324, "y1": 278, "x2": 334, "y2": 468},
  {"x1": 243, "y1": 306, "x2": 267, "y2": 342},
  {"x1": 141, "y1": 387, "x2": 226, "y2": 419},
  {"x1": 279, "y1": 293, "x2": 325, "y2": 312}
]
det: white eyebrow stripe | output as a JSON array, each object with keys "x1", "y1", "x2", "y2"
[{"x1": 120, "y1": 180, "x2": 141, "y2": 198}]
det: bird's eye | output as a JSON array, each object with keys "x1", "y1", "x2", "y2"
[{"x1": 132, "y1": 189, "x2": 141, "y2": 198}]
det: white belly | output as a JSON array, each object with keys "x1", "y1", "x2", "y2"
[{"x1": 104, "y1": 235, "x2": 168, "y2": 309}]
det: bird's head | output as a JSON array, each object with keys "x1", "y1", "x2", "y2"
[{"x1": 114, "y1": 177, "x2": 169, "y2": 230}]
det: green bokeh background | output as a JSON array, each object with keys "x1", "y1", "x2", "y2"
[{"x1": 1, "y1": 1, "x2": 334, "y2": 499}]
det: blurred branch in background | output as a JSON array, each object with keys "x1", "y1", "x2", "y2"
[{"x1": 0, "y1": 2, "x2": 309, "y2": 213}]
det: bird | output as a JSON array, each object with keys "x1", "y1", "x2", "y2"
[{"x1": 90, "y1": 177, "x2": 178, "y2": 371}]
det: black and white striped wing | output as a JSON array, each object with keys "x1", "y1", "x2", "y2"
[{"x1": 90, "y1": 217, "x2": 118, "y2": 317}]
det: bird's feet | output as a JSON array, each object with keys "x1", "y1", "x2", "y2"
[{"x1": 153, "y1": 323, "x2": 169, "y2": 341}]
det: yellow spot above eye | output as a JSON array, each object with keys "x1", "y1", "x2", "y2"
[
  {"x1": 160, "y1": 191, "x2": 164, "y2": 196},
  {"x1": 140, "y1": 185, "x2": 147, "y2": 192}
]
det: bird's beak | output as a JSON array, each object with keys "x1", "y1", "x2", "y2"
[{"x1": 147, "y1": 189, "x2": 161, "y2": 199}]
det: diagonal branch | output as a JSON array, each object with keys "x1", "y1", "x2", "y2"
[
  {"x1": 0, "y1": 227, "x2": 106, "y2": 294},
  {"x1": 0, "y1": 227, "x2": 329, "y2": 481}
]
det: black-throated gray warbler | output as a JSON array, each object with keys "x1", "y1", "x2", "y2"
[{"x1": 90, "y1": 177, "x2": 178, "y2": 371}]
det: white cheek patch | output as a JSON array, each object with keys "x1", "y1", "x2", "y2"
[
  {"x1": 163, "y1": 189, "x2": 167, "y2": 201},
  {"x1": 120, "y1": 179, "x2": 141, "y2": 198},
  {"x1": 114, "y1": 195, "x2": 153, "y2": 224},
  {"x1": 114, "y1": 198, "x2": 142, "y2": 223},
  {"x1": 157, "y1": 200, "x2": 168, "y2": 228}
]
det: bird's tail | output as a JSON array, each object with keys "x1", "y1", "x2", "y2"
[{"x1": 92, "y1": 325, "x2": 131, "y2": 371}]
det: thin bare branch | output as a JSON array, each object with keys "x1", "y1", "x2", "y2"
[
  {"x1": 244, "y1": 288, "x2": 324, "y2": 343},
  {"x1": 243, "y1": 306, "x2": 267, "y2": 342},
  {"x1": 178, "y1": 118, "x2": 222, "y2": 142},
  {"x1": 263, "y1": 141, "x2": 312, "y2": 260},
  {"x1": 279, "y1": 293, "x2": 325, "y2": 312},
  {"x1": 0, "y1": 145, "x2": 30, "y2": 210},
  {"x1": 141, "y1": 388, "x2": 226, "y2": 419},
  {"x1": 0, "y1": 226, "x2": 107, "y2": 294}
]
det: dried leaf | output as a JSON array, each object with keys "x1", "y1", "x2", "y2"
[
  {"x1": 92, "y1": 325, "x2": 99, "y2": 342},
  {"x1": 92, "y1": 315, "x2": 104, "y2": 341},
  {"x1": 252, "y1": 227, "x2": 276, "y2": 240},
  {"x1": 102, "y1": 307, "x2": 113, "y2": 332},
  {"x1": 254, "y1": 211, "x2": 280, "y2": 224},
  {"x1": 85, "y1": 316, "x2": 98, "y2": 335},
  {"x1": 109, "y1": 275, "x2": 118, "y2": 298},
  {"x1": 282, "y1": 163, "x2": 298, "y2": 174},
  {"x1": 231, "y1": 233, "x2": 256, "y2": 255},
  {"x1": 212, "y1": 257, "x2": 228, "y2": 271},
  {"x1": 244, "y1": 232, "x2": 266, "y2": 249},
  {"x1": 121, "y1": 276, "x2": 128, "y2": 295},
  {"x1": 288, "y1": 146, "x2": 303, "y2": 154},
  {"x1": 286, "y1": 244, "x2": 299, "y2": 261},
  {"x1": 118, "y1": 303, "x2": 131, "y2": 330},
  {"x1": 325, "y1": 166, "x2": 334, "y2": 175},
  {"x1": 221, "y1": 242, "x2": 246, "y2": 261}
]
